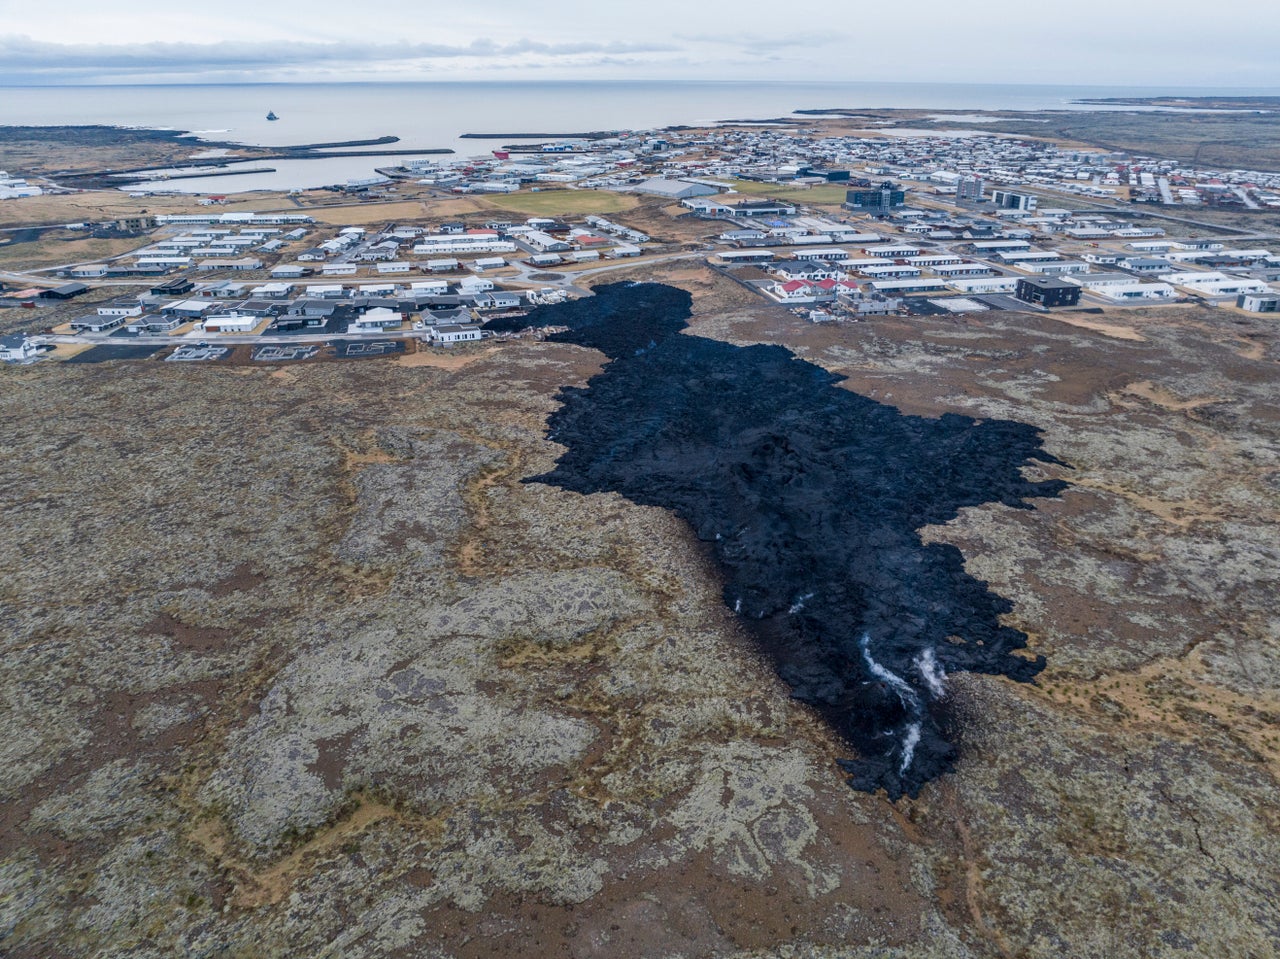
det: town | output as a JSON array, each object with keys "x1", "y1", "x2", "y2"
[{"x1": 3, "y1": 120, "x2": 1279, "y2": 365}]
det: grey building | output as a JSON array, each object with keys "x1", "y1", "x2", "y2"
[
  {"x1": 845, "y1": 182, "x2": 905, "y2": 214},
  {"x1": 632, "y1": 178, "x2": 719, "y2": 200},
  {"x1": 1016, "y1": 276, "x2": 1081, "y2": 308},
  {"x1": 1238, "y1": 292, "x2": 1280, "y2": 312},
  {"x1": 956, "y1": 176, "x2": 985, "y2": 203}
]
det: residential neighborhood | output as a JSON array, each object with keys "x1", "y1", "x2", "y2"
[{"x1": 4, "y1": 119, "x2": 1280, "y2": 364}]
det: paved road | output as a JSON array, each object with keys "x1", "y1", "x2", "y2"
[
  {"x1": 0, "y1": 269, "x2": 63, "y2": 285},
  {"x1": 1, "y1": 272, "x2": 152, "y2": 288},
  {"x1": 37, "y1": 329, "x2": 439, "y2": 348}
]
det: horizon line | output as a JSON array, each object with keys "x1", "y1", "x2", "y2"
[{"x1": 3, "y1": 78, "x2": 1280, "y2": 92}]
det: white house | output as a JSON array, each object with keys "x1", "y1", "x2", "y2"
[
  {"x1": 1088, "y1": 282, "x2": 1177, "y2": 302},
  {"x1": 867, "y1": 278, "x2": 950, "y2": 294},
  {"x1": 197, "y1": 257, "x2": 263, "y2": 272},
  {"x1": 251, "y1": 283, "x2": 295, "y2": 298},
  {"x1": 770, "y1": 280, "x2": 820, "y2": 301},
  {"x1": 773, "y1": 262, "x2": 848, "y2": 282},
  {"x1": 135, "y1": 257, "x2": 192, "y2": 270},
  {"x1": 860, "y1": 264, "x2": 922, "y2": 279},
  {"x1": 97, "y1": 301, "x2": 144, "y2": 318},
  {"x1": 413, "y1": 235, "x2": 517, "y2": 256},
  {"x1": 202, "y1": 313, "x2": 259, "y2": 334},
  {"x1": 433, "y1": 324, "x2": 483, "y2": 344},
  {"x1": 948, "y1": 276, "x2": 1019, "y2": 294},
  {"x1": 1023, "y1": 261, "x2": 1090, "y2": 276},
  {"x1": 1161, "y1": 271, "x2": 1269, "y2": 296},
  {"x1": 350, "y1": 307, "x2": 403, "y2": 332},
  {"x1": 0, "y1": 335, "x2": 39, "y2": 362},
  {"x1": 304, "y1": 284, "x2": 349, "y2": 299}
]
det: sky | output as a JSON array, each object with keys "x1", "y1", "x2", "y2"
[{"x1": 0, "y1": 0, "x2": 1277, "y2": 88}]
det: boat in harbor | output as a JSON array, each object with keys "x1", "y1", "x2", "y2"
[{"x1": 266, "y1": 110, "x2": 278, "y2": 121}]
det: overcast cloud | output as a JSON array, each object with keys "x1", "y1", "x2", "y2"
[{"x1": 0, "y1": 0, "x2": 1277, "y2": 87}]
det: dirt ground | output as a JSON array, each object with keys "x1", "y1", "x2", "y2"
[
  {"x1": 2, "y1": 248, "x2": 1279, "y2": 956},
  {"x1": 0, "y1": 190, "x2": 274, "y2": 229}
]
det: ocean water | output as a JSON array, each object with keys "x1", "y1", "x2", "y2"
[{"x1": 2, "y1": 81, "x2": 1275, "y2": 193}]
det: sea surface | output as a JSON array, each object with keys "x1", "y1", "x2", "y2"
[{"x1": 2, "y1": 81, "x2": 1276, "y2": 193}]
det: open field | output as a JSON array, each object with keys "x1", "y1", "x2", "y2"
[
  {"x1": 0, "y1": 189, "x2": 273, "y2": 230},
  {"x1": 300, "y1": 198, "x2": 481, "y2": 225},
  {"x1": 480, "y1": 189, "x2": 639, "y2": 216},
  {"x1": 0, "y1": 233, "x2": 144, "y2": 272},
  {"x1": 724, "y1": 180, "x2": 851, "y2": 204}
]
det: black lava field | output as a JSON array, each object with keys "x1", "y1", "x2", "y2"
[{"x1": 486, "y1": 283, "x2": 1067, "y2": 799}]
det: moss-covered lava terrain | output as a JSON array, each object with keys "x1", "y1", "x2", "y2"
[{"x1": 2, "y1": 264, "x2": 1279, "y2": 957}]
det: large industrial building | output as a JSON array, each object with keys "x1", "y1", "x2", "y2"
[{"x1": 632, "y1": 178, "x2": 719, "y2": 200}]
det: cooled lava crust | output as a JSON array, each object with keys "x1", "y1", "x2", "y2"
[{"x1": 487, "y1": 283, "x2": 1067, "y2": 798}]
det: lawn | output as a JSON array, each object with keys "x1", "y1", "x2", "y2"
[
  {"x1": 721, "y1": 180, "x2": 850, "y2": 205},
  {"x1": 482, "y1": 190, "x2": 639, "y2": 217},
  {"x1": 302, "y1": 201, "x2": 433, "y2": 225}
]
